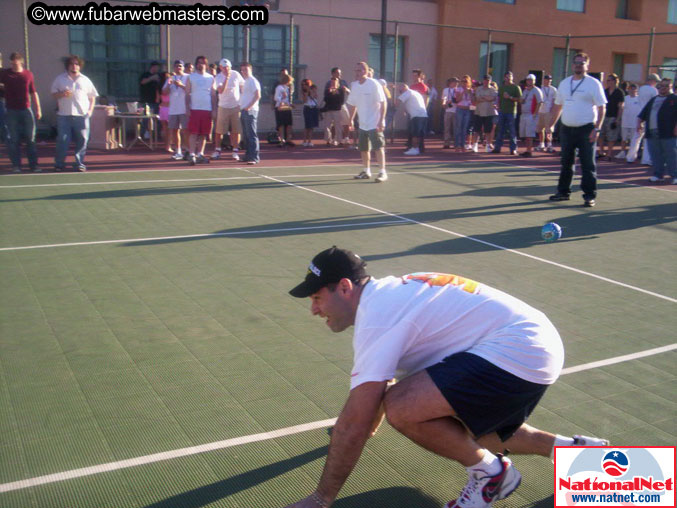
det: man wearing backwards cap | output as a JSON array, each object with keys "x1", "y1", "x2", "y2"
[{"x1": 285, "y1": 247, "x2": 609, "y2": 508}]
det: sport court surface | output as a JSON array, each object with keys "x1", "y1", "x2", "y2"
[{"x1": 1, "y1": 153, "x2": 675, "y2": 508}]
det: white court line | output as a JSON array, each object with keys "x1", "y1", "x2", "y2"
[
  {"x1": 0, "y1": 220, "x2": 408, "y2": 252},
  {"x1": 1, "y1": 344, "x2": 674, "y2": 494},
  {"x1": 252, "y1": 171, "x2": 677, "y2": 304}
]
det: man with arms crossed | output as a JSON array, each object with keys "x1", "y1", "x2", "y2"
[
  {"x1": 346, "y1": 61, "x2": 388, "y2": 183},
  {"x1": 283, "y1": 246, "x2": 608, "y2": 508},
  {"x1": 238, "y1": 62, "x2": 261, "y2": 165},
  {"x1": 185, "y1": 56, "x2": 216, "y2": 165},
  {"x1": 212, "y1": 58, "x2": 244, "y2": 161},
  {"x1": 548, "y1": 52, "x2": 606, "y2": 208}
]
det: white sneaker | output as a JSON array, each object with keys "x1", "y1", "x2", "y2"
[
  {"x1": 375, "y1": 171, "x2": 388, "y2": 183},
  {"x1": 536, "y1": 145, "x2": 545, "y2": 152},
  {"x1": 211, "y1": 150, "x2": 221, "y2": 160},
  {"x1": 171, "y1": 152, "x2": 183, "y2": 160},
  {"x1": 472, "y1": 143, "x2": 479, "y2": 153},
  {"x1": 649, "y1": 176, "x2": 660, "y2": 182},
  {"x1": 614, "y1": 150, "x2": 626, "y2": 159},
  {"x1": 445, "y1": 455, "x2": 521, "y2": 508},
  {"x1": 232, "y1": 151, "x2": 240, "y2": 161},
  {"x1": 354, "y1": 171, "x2": 371, "y2": 180},
  {"x1": 404, "y1": 148, "x2": 420, "y2": 156},
  {"x1": 573, "y1": 435, "x2": 610, "y2": 446}
]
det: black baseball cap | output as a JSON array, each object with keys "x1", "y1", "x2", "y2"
[{"x1": 289, "y1": 246, "x2": 368, "y2": 298}]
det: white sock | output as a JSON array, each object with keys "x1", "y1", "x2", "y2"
[
  {"x1": 467, "y1": 450, "x2": 502, "y2": 476},
  {"x1": 233, "y1": 148, "x2": 239, "y2": 152},
  {"x1": 550, "y1": 435, "x2": 576, "y2": 459},
  {"x1": 364, "y1": 168, "x2": 372, "y2": 175},
  {"x1": 176, "y1": 149, "x2": 182, "y2": 155}
]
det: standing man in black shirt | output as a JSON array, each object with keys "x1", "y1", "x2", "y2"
[
  {"x1": 139, "y1": 61, "x2": 162, "y2": 139},
  {"x1": 599, "y1": 73, "x2": 624, "y2": 160}
]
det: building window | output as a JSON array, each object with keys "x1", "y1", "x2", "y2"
[
  {"x1": 669, "y1": 0, "x2": 677, "y2": 24},
  {"x1": 69, "y1": 25, "x2": 160, "y2": 100},
  {"x1": 613, "y1": 54, "x2": 625, "y2": 79},
  {"x1": 483, "y1": 0, "x2": 515, "y2": 3},
  {"x1": 557, "y1": 0, "x2": 585, "y2": 12},
  {"x1": 222, "y1": 24, "x2": 299, "y2": 102},
  {"x1": 552, "y1": 48, "x2": 580, "y2": 86},
  {"x1": 661, "y1": 58, "x2": 677, "y2": 80},
  {"x1": 368, "y1": 34, "x2": 406, "y2": 83},
  {"x1": 616, "y1": 0, "x2": 628, "y2": 18},
  {"x1": 479, "y1": 42, "x2": 509, "y2": 83}
]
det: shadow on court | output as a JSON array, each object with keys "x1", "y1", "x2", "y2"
[
  {"x1": 143, "y1": 445, "x2": 328, "y2": 508},
  {"x1": 333, "y1": 487, "x2": 440, "y2": 507}
]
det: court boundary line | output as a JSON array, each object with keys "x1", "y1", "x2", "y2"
[
  {"x1": 251, "y1": 171, "x2": 677, "y2": 304},
  {"x1": 1, "y1": 343, "x2": 674, "y2": 494},
  {"x1": 0, "y1": 220, "x2": 409, "y2": 252}
]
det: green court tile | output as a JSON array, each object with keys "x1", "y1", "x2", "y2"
[
  {"x1": 221, "y1": 368, "x2": 299, "y2": 404},
  {"x1": 123, "y1": 340, "x2": 194, "y2": 366},
  {"x1": 100, "y1": 419, "x2": 193, "y2": 460},
  {"x1": 607, "y1": 424, "x2": 677, "y2": 447},
  {"x1": 12, "y1": 395, "x2": 99, "y2": 443},
  {"x1": 555, "y1": 368, "x2": 641, "y2": 400},
  {"x1": 642, "y1": 379, "x2": 677, "y2": 403},
  {"x1": 66, "y1": 349, "x2": 135, "y2": 376},
  {"x1": 199, "y1": 350, "x2": 271, "y2": 378},
  {"x1": 138, "y1": 359, "x2": 217, "y2": 391},
  {"x1": 87, "y1": 391, "x2": 176, "y2": 429},
  {"x1": 157, "y1": 382, "x2": 239, "y2": 415},
  {"x1": 602, "y1": 389, "x2": 676, "y2": 425},
  {"x1": 241, "y1": 392, "x2": 327, "y2": 431},
  {"x1": 550, "y1": 399, "x2": 646, "y2": 437},
  {"x1": 172, "y1": 407, "x2": 262, "y2": 445},
  {"x1": 0, "y1": 489, "x2": 37, "y2": 508},
  {"x1": 29, "y1": 470, "x2": 137, "y2": 508},
  {"x1": 637, "y1": 353, "x2": 677, "y2": 376},
  {"x1": 539, "y1": 380, "x2": 596, "y2": 411},
  {"x1": 22, "y1": 427, "x2": 111, "y2": 478},
  {"x1": 0, "y1": 442, "x2": 29, "y2": 484},
  {"x1": 118, "y1": 454, "x2": 223, "y2": 507},
  {"x1": 181, "y1": 335, "x2": 246, "y2": 359},
  {"x1": 651, "y1": 418, "x2": 677, "y2": 436},
  {"x1": 77, "y1": 368, "x2": 154, "y2": 401}
]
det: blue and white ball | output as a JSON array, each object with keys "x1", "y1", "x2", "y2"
[{"x1": 541, "y1": 222, "x2": 562, "y2": 242}]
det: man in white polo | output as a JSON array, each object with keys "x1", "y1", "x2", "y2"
[
  {"x1": 185, "y1": 55, "x2": 216, "y2": 165},
  {"x1": 346, "y1": 61, "x2": 388, "y2": 183},
  {"x1": 212, "y1": 58, "x2": 244, "y2": 161},
  {"x1": 163, "y1": 59, "x2": 190, "y2": 161},
  {"x1": 397, "y1": 83, "x2": 428, "y2": 156}
]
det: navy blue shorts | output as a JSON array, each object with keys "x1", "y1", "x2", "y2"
[{"x1": 426, "y1": 351, "x2": 548, "y2": 441}]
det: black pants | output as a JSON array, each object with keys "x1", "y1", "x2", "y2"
[{"x1": 557, "y1": 123, "x2": 597, "y2": 199}]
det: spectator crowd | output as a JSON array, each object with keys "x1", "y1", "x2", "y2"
[{"x1": 1, "y1": 50, "x2": 676, "y2": 198}]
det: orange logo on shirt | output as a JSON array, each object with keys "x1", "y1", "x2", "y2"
[{"x1": 404, "y1": 273, "x2": 480, "y2": 294}]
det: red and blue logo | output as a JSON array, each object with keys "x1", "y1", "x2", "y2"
[{"x1": 602, "y1": 450, "x2": 630, "y2": 477}]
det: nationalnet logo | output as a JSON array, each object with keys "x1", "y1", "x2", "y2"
[{"x1": 554, "y1": 446, "x2": 676, "y2": 507}]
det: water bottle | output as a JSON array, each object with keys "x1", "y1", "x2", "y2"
[{"x1": 144, "y1": 103, "x2": 150, "y2": 116}]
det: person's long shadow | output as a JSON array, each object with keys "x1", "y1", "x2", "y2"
[
  {"x1": 143, "y1": 445, "x2": 328, "y2": 508},
  {"x1": 332, "y1": 487, "x2": 440, "y2": 507}
]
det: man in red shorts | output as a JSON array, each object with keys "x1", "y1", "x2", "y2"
[{"x1": 185, "y1": 56, "x2": 216, "y2": 165}]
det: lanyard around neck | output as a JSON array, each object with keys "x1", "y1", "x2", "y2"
[{"x1": 570, "y1": 76, "x2": 585, "y2": 97}]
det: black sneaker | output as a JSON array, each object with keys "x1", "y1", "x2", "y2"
[
  {"x1": 183, "y1": 152, "x2": 190, "y2": 161},
  {"x1": 584, "y1": 198, "x2": 596, "y2": 207},
  {"x1": 549, "y1": 193, "x2": 570, "y2": 201},
  {"x1": 519, "y1": 151, "x2": 532, "y2": 157},
  {"x1": 189, "y1": 155, "x2": 196, "y2": 166}
]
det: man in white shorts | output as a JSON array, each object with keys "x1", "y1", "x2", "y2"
[
  {"x1": 163, "y1": 60, "x2": 189, "y2": 160},
  {"x1": 346, "y1": 61, "x2": 387, "y2": 183},
  {"x1": 212, "y1": 58, "x2": 244, "y2": 161},
  {"x1": 283, "y1": 247, "x2": 609, "y2": 508},
  {"x1": 519, "y1": 74, "x2": 543, "y2": 157},
  {"x1": 536, "y1": 74, "x2": 557, "y2": 152}
]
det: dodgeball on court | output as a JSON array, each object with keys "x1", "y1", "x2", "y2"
[{"x1": 0, "y1": 158, "x2": 675, "y2": 508}]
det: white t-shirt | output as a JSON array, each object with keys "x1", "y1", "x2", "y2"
[
  {"x1": 50, "y1": 72, "x2": 99, "y2": 116},
  {"x1": 540, "y1": 85, "x2": 557, "y2": 113},
  {"x1": 166, "y1": 74, "x2": 188, "y2": 116},
  {"x1": 188, "y1": 72, "x2": 215, "y2": 111},
  {"x1": 554, "y1": 75, "x2": 607, "y2": 127},
  {"x1": 350, "y1": 274, "x2": 564, "y2": 390},
  {"x1": 521, "y1": 86, "x2": 543, "y2": 116},
  {"x1": 240, "y1": 75, "x2": 261, "y2": 113},
  {"x1": 442, "y1": 86, "x2": 458, "y2": 113},
  {"x1": 215, "y1": 70, "x2": 244, "y2": 109},
  {"x1": 638, "y1": 84, "x2": 658, "y2": 109},
  {"x1": 398, "y1": 89, "x2": 428, "y2": 118},
  {"x1": 274, "y1": 84, "x2": 291, "y2": 108},
  {"x1": 621, "y1": 94, "x2": 642, "y2": 128},
  {"x1": 346, "y1": 77, "x2": 386, "y2": 131}
]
